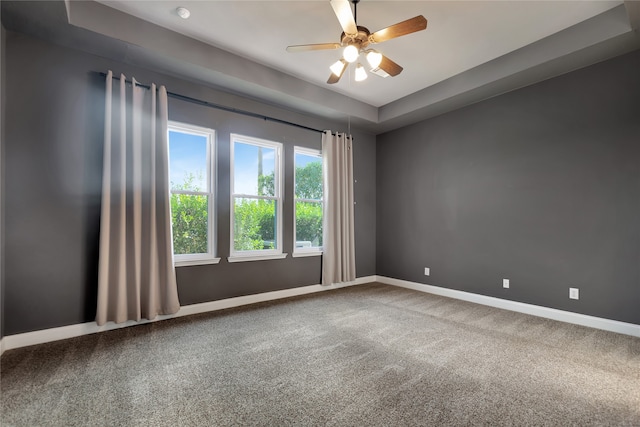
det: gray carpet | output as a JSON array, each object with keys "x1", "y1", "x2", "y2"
[{"x1": 1, "y1": 283, "x2": 639, "y2": 426}]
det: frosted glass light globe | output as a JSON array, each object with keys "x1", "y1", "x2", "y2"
[
  {"x1": 366, "y1": 51, "x2": 382, "y2": 69},
  {"x1": 343, "y1": 45, "x2": 359, "y2": 63},
  {"x1": 355, "y1": 63, "x2": 368, "y2": 82}
]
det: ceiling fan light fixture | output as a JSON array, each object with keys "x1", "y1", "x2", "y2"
[
  {"x1": 287, "y1": 1, "x2": 428, "y2": 85},
  {"x1": 365, "y1": 50, "x2": 382, "y2": 69},
  {"x1": 355, "y1": 63, "x2": 368, "y2": 81},
  {"x1": 330, "y1": 59, "x2": 348, "y2": 77},
  {"x1": 343, "y1": 45, "x2": 359, "y2": 63}
]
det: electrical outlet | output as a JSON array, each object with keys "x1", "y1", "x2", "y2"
[
  {"x1": 424, "y1": 267, "x2": 430, "y2": 276},
  {"x1": 569, "y1": 288, "x2": 579, "y2": 300},
  {"x1": 503, "y1": 279, "x2": 510, "y2": 289}
]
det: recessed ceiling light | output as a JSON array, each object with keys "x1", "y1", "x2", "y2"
[{"x1": 176, "y1": 7, "x2": 190, "y2": 19}]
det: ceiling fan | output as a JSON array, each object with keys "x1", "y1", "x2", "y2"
[{"x1": 286, "y1": 0, "x2": 427, "y2": 84}]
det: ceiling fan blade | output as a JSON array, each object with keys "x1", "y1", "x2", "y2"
[
  {"x1": 369, "y1": 15, "x2": 427, "y2": 44},
  {"x1": 330, "y1": 0, "x2": 358, "y2": 36},
  {"x1": 327, "y1": 62, "x2": 348, "y2": 84},
  {"x1": 376, "y1": 55, "x2": 403, "y2": 77},
  {"x1": 286, "y1": 43, "x2": 342, "y2": 53},
  {"x1": 327, "y1": 72, "x2": 342, "y2": 84}
]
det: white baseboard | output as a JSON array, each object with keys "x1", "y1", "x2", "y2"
[
  {"x1": 4, "y1": 274, "x2": 636, "y2": 356},
  {"x1": 376, "y1": 276, "x2": 640, "y2": 338},
  {"x1": 0, "y1": 276, "x2": 375, "y2": 355}
]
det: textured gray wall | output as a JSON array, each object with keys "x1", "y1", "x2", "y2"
[
  {"x1": 377, "y1": 49, "x2": 640, "y2": 325},
  {"x1": 3, "y1": 32, "x2": 376, "y2": 335}
]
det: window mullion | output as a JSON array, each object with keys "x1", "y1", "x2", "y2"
[
  {"x1": 295, "y1": 198, "x2": 322, "y2": 204},
  {"x1": 172, "y1": 189, "x2": 210, "y2": 196},
  {"x1": 233, "y1": 194, "x2": 280, "y2": 201}
]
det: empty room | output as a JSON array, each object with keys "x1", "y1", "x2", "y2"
[{"x1": 1, "y1": 1, "x2": 639, "y2": 425}]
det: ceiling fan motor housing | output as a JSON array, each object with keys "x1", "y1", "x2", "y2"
[{"x1": 341, "y1": 26, "x2": 371, "y2": 50}]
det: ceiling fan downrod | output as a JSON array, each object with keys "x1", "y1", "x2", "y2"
[{"x1": 352, "y1": 0, "x2": 359, "y2": 24}]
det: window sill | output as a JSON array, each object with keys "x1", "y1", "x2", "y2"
[
  {"x1": 175, "y1": 257, "x2": 221, "y2": 267},
  {"x1": 292, "y1": 251, "x2": 323, "y2": 258},
  {"x1": 227, "y1": 253, "x2": 288, "y2": 263}
]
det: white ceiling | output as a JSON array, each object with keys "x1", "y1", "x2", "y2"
[{"x1": 97, "y1": 1, "x2": 622, "y2": 108}]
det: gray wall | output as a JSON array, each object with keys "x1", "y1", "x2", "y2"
[
  {"x1": 3, "y1": 31, "x2": 376, "y2": 335},
  {"x1": 1, "y1": 21, "x2": 5, "y2": 339},
  {"x1": 377, "y1": 49, "x2": 640, "y2": 325}
]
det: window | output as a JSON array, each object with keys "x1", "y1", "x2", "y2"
[
  {"x1": 168, "y1": 122, "x2": 219, "y2": 266},
  {"x1": 229, "y1": 134, "x2": 285, "y2": 261},
  {"x1": 293, "y1": 147, "x2": 323, "y2": 256}
]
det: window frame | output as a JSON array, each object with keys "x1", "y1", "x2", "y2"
[
  {"x1": 292, "y1": 146, "x2": 323, "y2": 257},
  {"x1": 168, "y1": 121, "x2": 220, "y2": 267},
  {"x1": 229, "y1": 134, "x2": 286, "y2": 262}
]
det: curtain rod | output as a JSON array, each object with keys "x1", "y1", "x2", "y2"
[{"x1": 98, "y1": 72, "x2": 328, "y2": 135}]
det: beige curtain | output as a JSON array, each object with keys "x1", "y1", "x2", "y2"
[
  {"x1": 96, "y1": 71, "x2": 180, "y2": 326},
  {"x1": 322, "y1": 130, "x2": 356, "y2": 285}
]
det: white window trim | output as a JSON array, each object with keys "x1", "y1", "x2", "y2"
[
  {"x1": 293, "y1": 146, "x2": 323, "y2": 255},
  {"x1": 291, "y1": 252, "x2": 322, "y2": 258},
  {"x1": 229, "y1": 134, "x2": 284, "y2": 261},
  {"x1": 228, "y1": 253, "x2": 288, "y2": 263},
  {"x1": 175, "y1": 256, "x2": 221, "y2": 267},
  {"x1": 168, "y1": 121, "x2": 218, "y2": 267}
]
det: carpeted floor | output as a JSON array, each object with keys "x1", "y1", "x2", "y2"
[{"x1": 1, "y1": 283, "x2": 639, "y2": 426}]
